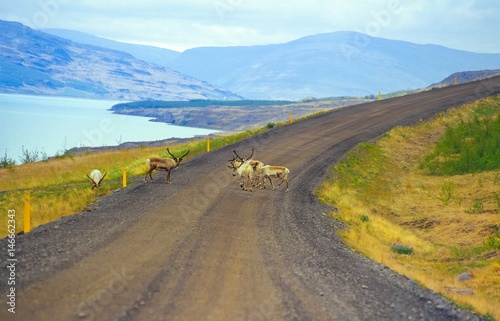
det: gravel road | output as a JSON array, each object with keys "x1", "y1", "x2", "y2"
[{"x1": 2, "y1": 76, "x2": 500, "y2": 321}]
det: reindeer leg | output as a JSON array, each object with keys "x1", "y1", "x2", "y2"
[
  {"x1": 275, "y1": 174, "x2": 289, "y2": 192},
  {"x1": 166, "y1": 170, "x2": 171, "y2": 184},
  {"x1": 259, "y1": 175, "x2": 265, "y2": 189},
  {"x1": 273, "y1": 173, "x2": 286, "y2": 190},
  {"x1": 275, "y1": 175, "x2": 287, "y2": 190},
  {"x1": 267, "y1": 175, "x2": 276, "y2": 190},
  {"x1": 238, "y1": 175, "x2": 245, "y2": 189},
  {"x1": 247, "y1": 175, "x2": 252, "y2": 192},
  {"x1": 144, "y1": 169, "x2": 153, "y2": 182}
]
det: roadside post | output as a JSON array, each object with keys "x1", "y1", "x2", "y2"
[
  {"x1": 290, "y1": 112, "x2": 293, "y2": 124},
  {"x1": 122, "y1": 168, "x2": 127, "y2": 187},
  {"x1": 206, "y1": 137, "x2": 211, "y2": 152},
  {"x1": 24, "y1": 192, "x2": 31, "y2": 233}
]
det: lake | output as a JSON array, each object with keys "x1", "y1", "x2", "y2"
[{"x1": 0, "y1": 94, "x2": 218, "y2": 163}]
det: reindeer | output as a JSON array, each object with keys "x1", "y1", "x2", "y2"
[
  {"x1": 228, "y1": 151, "x2": 263, "y2": 186},
  {"x1": 144, "y1": 148, "x2": 190, "y2": 184},
  {"x1": 234, "y1": 160, "x2": 254, "y2": 192},
  {"x1": 87, "y1": 169, "x2": 107, "y2": 189},
  {"x1": 228, "y1": 149, "x2": 261, "y2": 191},
  {"x1": 254, "y1": 164, "x2": 290, "y2": 192}
]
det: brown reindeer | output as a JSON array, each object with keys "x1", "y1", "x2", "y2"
[{"x1": 144, "y1": 148, "x2": 190, "y2": 184}]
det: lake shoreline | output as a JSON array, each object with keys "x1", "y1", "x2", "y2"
[
  {"x1": 110, "y1": 98, "x2": 369, "y2": 131},
  {"x1": 0, "y1": 94, "x2": 219, "y2": 162},
  {"x1": 64, "y1": 134, "x2": 216, "y2": 156}
]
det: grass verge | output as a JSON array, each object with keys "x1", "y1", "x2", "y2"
[
  {"x1": 316, "y1": 95, "x2": 500, "y2": 320},
  {"x1": 0, "y1": 125, "x2": 272, "y2": 237}
]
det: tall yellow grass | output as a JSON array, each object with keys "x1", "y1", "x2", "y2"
[
  {"x1": 317, "y1": 95, "x2": 500, "y2": 320},
  {"x1": 0, "y1": 143, "x2": 178, "y2": 235}
]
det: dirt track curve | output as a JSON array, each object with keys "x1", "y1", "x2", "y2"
[{"x1": 2, "y1": 76, "x2": 500, "y2": 321}]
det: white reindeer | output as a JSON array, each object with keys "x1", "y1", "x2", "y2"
[
  {"x1": 144, "y1": 148, "x2": 190, "y2": 184},
  {"x1": 254, "y1": 163, "x2": 290, "y2": 192},
  {"x1": 87, "y1": 169, "x2": 107, "y2": 189},
  {"x1": 234, "y1": 160, "x2": 254, "y2": 192},
  {"x1": 228, "y1": 149, "x2": 261, "y2": 192}
]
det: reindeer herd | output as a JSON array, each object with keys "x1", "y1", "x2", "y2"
[
  {"x1": 87, "y1": 148, "x2": 289, "y2": 192},
  {"x1": 227, "y1": 148, "x2": 289, "y2": 192}
]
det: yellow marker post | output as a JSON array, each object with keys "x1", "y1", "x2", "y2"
[
  {"x1": 24, "y1": 193, "x2": 31, "y2": 233},
  {"x1": 206, "y1": 137, "x2": 211, "y2": 152},
  {"x1": 453, "y1": 77, "x2": 457, "y2": 85},
  {"x1": 378, "y1": 91, "x2": 381, "y2": 100},
  {"x1": 290, "y1": 112, "x2": 293, "y2": 124},
  {"x1": 122, "y1": 168, "x2": 127, "y2": 187}
]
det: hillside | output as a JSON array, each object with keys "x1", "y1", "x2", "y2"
[
  {"x1": 109, "y1": 98, "x2": 370, "y2": 131},
  {"x1": 0, "y1": 20, "x2": 241, "y2": 101},
  {"x1": 317, "y1": 95, "x2": 500, "y2": 319},
  {"x1": 167, "y1": 31, "x2": 500, "y2": 100},
  {"x1": 43, "y1": 28, "x2": 180, "y2": 66},
  {"x1": 430, "y1": 69, "x2": 500, "y2": 87}
]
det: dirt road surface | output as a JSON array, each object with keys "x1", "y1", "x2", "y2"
[{"x1": 2, "y1": 76, "x2": 500, "y2": 321}]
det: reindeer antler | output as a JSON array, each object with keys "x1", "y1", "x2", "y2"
[
  {"x1": 98, "y1": 172, "x2": 107, "y2": 185},
  {"x1": 180, "y1": 150, "x2": 190, "y2": 158},
  {"x1": 86, "y1": 174, "x2": 97, "y2": 186},
  {"x1": 167, "y1": 148, "x2": 190, "y2": 159},
  {"x1": 247, "y1": 148, "x2": 254, "y2": 160},
  {"x1": 233, "y1": 150, "x2": 244, "y2": 161},
  {"x1": 234, "y1": 148, "x2": 254, "y2": 161}
]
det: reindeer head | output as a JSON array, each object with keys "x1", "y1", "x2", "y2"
[
  {"x1": 227, "y1": 155, "x2": 241, "y2": 170},
  {"x1": 87, "y1": 170, "x2": 107, "y2": 189},
  {"x1": 231, "y1": 149, "x2": 255, "y2": 176},
  {"x1": 167, "y1": 148, "x2": 190, "y2": 167}
]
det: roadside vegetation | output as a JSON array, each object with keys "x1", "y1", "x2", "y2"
[
  {"x1": 317, "y1": 95, "x2": 500, "y2": 320},
  {"x1": 0, "y1": 125, "x2": 273, "y2": 237}
]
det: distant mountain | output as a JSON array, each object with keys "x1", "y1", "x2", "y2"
[
  {"x1": 430, "y1": 69, "x2": 500, "y2": 87},
  {"x1": 0, "y1": 20, "x2": 242, "y2": 101},
  {"x1": 166, "y1": 32, "x2": 500, "y2": 100},
  {"x1": 43, "y1": 28, "x2": 180, "y2": 66},
  {"x1": 4, "y1": 20, "x2": 500, "y2": 102}
]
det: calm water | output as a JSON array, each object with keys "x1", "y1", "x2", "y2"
[{"x1": 0, "y1": 94, "x2": 218, "y2": 162}]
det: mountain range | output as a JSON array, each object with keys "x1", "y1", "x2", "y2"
[
  {"x1": 1, "y1": 19, "x2": 500, "y2": 101},
  {"x1": 0, "y1": 20, "x2": 241, "y2": 101},
  {"x1": 43, "y1": 28, "x2": 180, "y2": 66},
  {"x1": 166, "y1": 32, "x2": 500, "y2": 100}
]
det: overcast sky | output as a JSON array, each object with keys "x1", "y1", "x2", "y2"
[{"x1": 1, "y1": 0, "x2": 499, "y2": 53}]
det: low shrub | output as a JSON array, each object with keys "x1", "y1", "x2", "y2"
[
  {"x1": 390, "y1": 242, "x2": 414, "y2": 255},
  {"x1": 420, "y1": 102, "x2": 500, "y2": 175}
]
